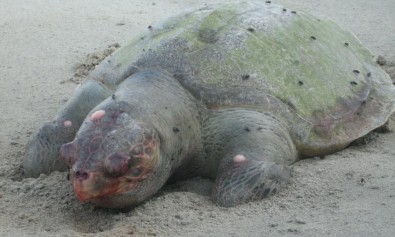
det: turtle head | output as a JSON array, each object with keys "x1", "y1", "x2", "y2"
[{"x1": 60, "y1": 108, "x2": 164, "y2": 208}]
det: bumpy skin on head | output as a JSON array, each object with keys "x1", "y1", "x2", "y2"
[
  {"x1": 61, "y1": 108, "x2": 160, "y2": 205},
  {"x1": 59, "y1": 70, "x2": 202, "y2": 208}
]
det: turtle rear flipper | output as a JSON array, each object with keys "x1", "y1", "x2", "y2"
[{"x1": 202, "y1": 109, "x2": 298, "y2": 206}]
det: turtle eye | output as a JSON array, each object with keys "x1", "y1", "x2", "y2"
[
  {"x1": 60, "y1": 142, "x2": 77, "y2": 167},
  {"x1": 104, "y1": 152, "x2": 130, "y2": 177}
]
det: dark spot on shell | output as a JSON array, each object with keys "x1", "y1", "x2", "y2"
[
  {"x1": 257, "y1": 127, "x2": 263, "y2": 131},
  {"x1": 291, "y1": 11, "x2": 296, "y2": 14},
  {"x1": 310, "y1": 36, "x2": 316, "y2": 40},
  {"x1": 140, "y1": 36, "x2": 145, "y2": 40},
  {"x1": 344, "y1": 42, "x2": 349, "y2": 46},
  {"x1": 282, "y1": 8, "x2": 287, "y2": 12},
  {"x1": 247, "y1": 27, "x2": 255, "y2": 32},
  {"x1": 361, "y1": 178, "x2": 365, "y2": 183},
  {"x1": 298, "y1": 81, "x2": 304, "y2": 86},
  {"x1": 350, "y1": 81, "x2": 358, "y2": 86},
  {"x1": 376, "y1": 55, "x2": 387, "y2": 66},
  {"x1": 112, "y1": 94, "x2": 116, "y2": 100},
  {"x1": 367, "y1": 72, "x2": 371, "y2": 77},
  {"x1": 353, "y1": 69, "x2": 360, "y2": 74},
  {"x1": 244, "y1": 127, "x2": 250, "y2": 132},
  {"x1": 198, "y1": 29, "x2": 218, "y2": 43},
  {"x1": 66, "y1": 173, "x2": 70, "y2": 181},
  {"x1": 148, "y1": 25, "x2": 153, "y2": 30},
  {"x1": 173, "y1": 127, "x2": 180, "y2": 133},
  {"x1": 242, "y1": 74, "x2": 250, "y2": 80},
  {"x1": 165, "y1": 106, "x2": 168, "y2": 109},
  {"x1": 265, "y1": 1, "x2": 271, "y2": 3},
  {"x1": 271, "y1": 188, "x2": 277, "y2": 195},
  {"x1": 142, "y1": 49, "x2": 145, "y2": 51},
  {"x1": 361, "y1": 100, "x2": 366, "y2": 105}
]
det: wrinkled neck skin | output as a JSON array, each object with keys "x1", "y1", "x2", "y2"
[{"x1": 72, "y1": 69, "x2": 203, "y2": 208}]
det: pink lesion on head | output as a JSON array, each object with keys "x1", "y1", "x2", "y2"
[
  {"x1": 64, "y1": 120, "x2": 72, "y2": 128},
  {"x1": 91, "y1": 110, "x2": 106, "y2": 121},
  {"x1": 233, "y1": 154, "x2": 246, "y2": 163}
]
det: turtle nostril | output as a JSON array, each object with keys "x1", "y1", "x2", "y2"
[{"x1": 74, "y1": 170, "x2": 89, "y2": 181}]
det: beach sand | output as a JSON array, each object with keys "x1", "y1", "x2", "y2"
[{"x1": 0, "y1": 0, "x2": 394, "y2": 236}]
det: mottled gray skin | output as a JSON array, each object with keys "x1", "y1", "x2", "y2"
[{"x1": 24, "y1": 1, "x2": 395, "y2": 208}]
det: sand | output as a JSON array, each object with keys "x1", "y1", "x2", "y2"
[{"x1": 1, "y1": 0, "x2": 394, "y2": 236}]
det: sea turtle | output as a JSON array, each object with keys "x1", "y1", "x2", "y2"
[{"x1": 24, "y1": 1, "x2": 395, "y2": 208}]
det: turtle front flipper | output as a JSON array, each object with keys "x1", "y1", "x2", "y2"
[
  {"x1": 24, "y1": 79, "x2": 112, "y2": 177},
  {"x1": 202, "y1": 109, "x2": 298, "y2": 206},
  {"x1": 212, "y1": 156, "x2": 290, "y2": 206}
]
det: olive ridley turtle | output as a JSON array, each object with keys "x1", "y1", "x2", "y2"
[{"x1": 24, "y1": 1, "x2": 395, "y2": 207}]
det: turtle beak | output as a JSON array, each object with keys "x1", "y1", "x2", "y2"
[{"x1": 71, "y1": 170, "x2": 118, "y2": 202}]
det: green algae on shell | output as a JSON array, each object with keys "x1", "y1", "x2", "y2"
[{"x1": 89, "y1": 1, "x2": 395, "y2": 157}]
